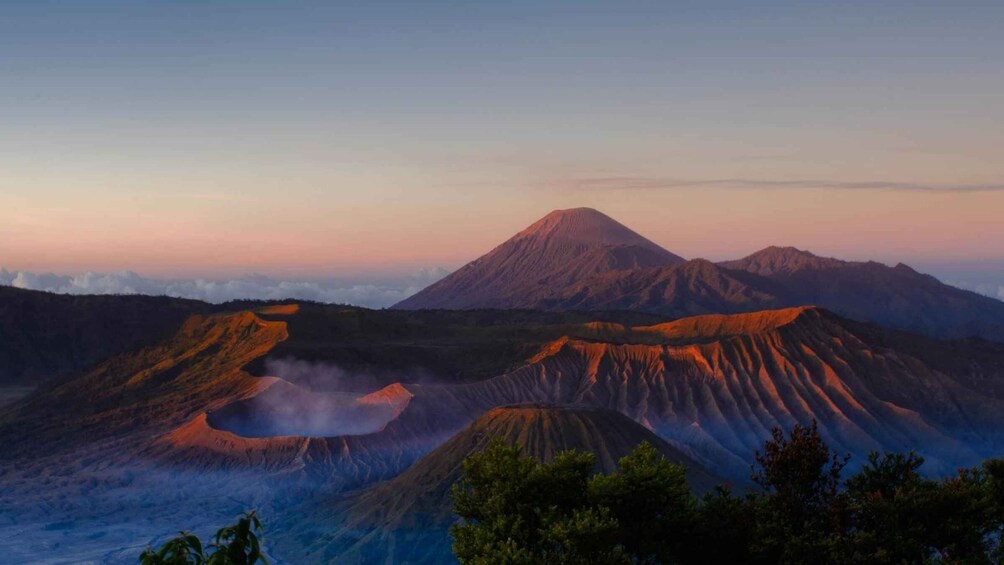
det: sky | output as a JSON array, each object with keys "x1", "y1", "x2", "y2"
[{"x1": 2, "y1": 1, "x2": 1003, "y2": 305}]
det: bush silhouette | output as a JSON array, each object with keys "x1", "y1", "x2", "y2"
[{"x1": 140, "y1": 511, "x2": 267, "y2": 565}]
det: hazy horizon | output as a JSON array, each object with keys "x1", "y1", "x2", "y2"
[{"x1": 4, "y1": 208, "x2": 1003, "y2": 306}]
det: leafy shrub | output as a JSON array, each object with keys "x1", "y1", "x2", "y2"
[{"x1": 140, "y1": 511, "x2": 267, "y2": 565}]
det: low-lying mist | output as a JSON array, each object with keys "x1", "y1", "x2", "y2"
[
  {"x1": 263, "y1": 356, "x2": 440, "y2": 393},
  {"x1": 0, "y1": 458, "x2": 301, "y2": 565},
  {"x1": 208, "y1": 379, "x2": 409, "y2": 438}
]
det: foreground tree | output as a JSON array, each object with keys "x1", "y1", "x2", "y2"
[
  {"x1": 750, "y1": 421, "x2": 849, "y2": 563},
  {"x1": 843, "y1": 451, "x2": 935, "y2": 563},
  {"x1": 140, "y1": 511, "x2": 267, "y2": 565},
  {"x1": 589, "y1": 441, "x2": 696, "y2": 563},
  {"x1": 452, "y1": 439, "x2": 701, "y2": 564},
  {"x1": 687, "y1": 485, "x2": 759, "y2": 564},
  {"x1": 450, "y1": 439, "x2": 627, "y2": 564}
]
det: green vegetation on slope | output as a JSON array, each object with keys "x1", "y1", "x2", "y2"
[
  {"x1": 0, "y1": 286, "x2": 210, "y2": 387},
  {"x1": 452, "y1": 423, "x2": 1004, "y2": 565}
]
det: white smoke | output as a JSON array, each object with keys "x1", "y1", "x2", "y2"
[
  {"x1": 263, "y1": 357, "x2": 439, "y2": 392},
  {"x1": 209, "y1": 382, "x2": 404, "y2": 438},
  {"x1": 0, "y1": 267, "x2": 450, "y2": 308}
]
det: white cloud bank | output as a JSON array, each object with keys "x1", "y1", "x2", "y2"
[
  {"x1": 948, "y1": 280, "x2": 1004, "y2": 301},
  {"x1": 0, "y1": 267, "x2": 449, "y2": 309}
]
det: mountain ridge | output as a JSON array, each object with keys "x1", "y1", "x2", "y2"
[
  {"x1": 394, "y1": 208, "x2": 1004, "y2": 342},
  {"x1": 0, "y1": 286, "x2": 212, "y2": 388},
  {"x1": 717, "y1": 245, "x2": 845, "y2": 275}
]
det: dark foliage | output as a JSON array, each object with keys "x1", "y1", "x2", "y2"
[
  {"x1": 749, "y1": 421, "x2": 849, "y2": 563},
  {"x1": 140, "y1": 511, "x2": 267, "y2": 565},
  {"x1": 452, "y1": 423, "x2": 1004, "y2": 565},
  {"x1": 450, "y1": 439, "x2": 628, "y2": 564}
]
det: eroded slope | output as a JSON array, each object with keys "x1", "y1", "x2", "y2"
[{"x1": 392, "y1": 307, "x2": 1004, "y2": 478}]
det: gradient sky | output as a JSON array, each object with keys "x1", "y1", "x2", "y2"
[{"x1": 2, "y1": 1, "x2": 1003, "y2": 288}]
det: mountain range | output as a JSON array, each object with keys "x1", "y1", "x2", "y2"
[{"x1": 397, "y1": 208, "x2": 1004, "y2": 341}]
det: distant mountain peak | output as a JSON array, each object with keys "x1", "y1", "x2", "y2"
[
  {"x1": 536, "y1": 207, "x2": 611, "y2": 222},
  {"x1": 760, "y1": 245, "x2": 817, "y2": 256},
  {"x1": 541, "y1": 206, "x2": 606, "y2": 219},
  {"x1": 720, "y1": 245, "x2": 844, "y2": 276},
  {"x1": 514, "y1": 207, "x2": 667, "y2": 251},
  {"x1": 745, "y1": 245, "x2": 825, "y2": 262},
  {"x1": 394, "y1": 208, "x2": 683, "y2": 309}
]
